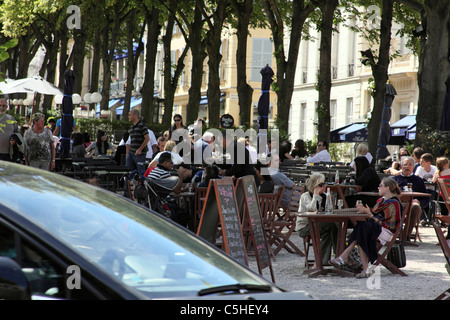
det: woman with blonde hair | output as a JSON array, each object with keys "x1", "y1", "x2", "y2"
[
  {"x1": 148, "y1": 140, "x2": 183, "y2": 167},
  {"x1": 297, "y1": 172, "x2": 338, "y2": 266}
]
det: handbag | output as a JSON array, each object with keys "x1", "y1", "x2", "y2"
[
  {"x1": 386, "y1": 242, "x2": 406, "y2": 268},
  {"x1": 386, "y1": 226, "x2": 406, "y2": 268}
]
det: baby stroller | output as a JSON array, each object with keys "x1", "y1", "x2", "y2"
[{"x1": 124, "y1": 171, "x2": 188, "y2": 227}]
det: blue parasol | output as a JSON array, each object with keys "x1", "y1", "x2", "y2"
[{"x1": 60, "y1": 70, "x2": 75, "y2": 159}]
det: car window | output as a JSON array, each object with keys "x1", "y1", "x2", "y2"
[
  {"x1": 0, "y1": 174, "x2": 270, "y2": 299},
  {"x1": 0, "y1": 222, "x2": 98, "y2": 299}
]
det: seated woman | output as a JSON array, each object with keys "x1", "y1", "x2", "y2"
[
  {"x1": 85, "y1": 130, "x2": 112, "y2": 158},
  {"x1": 254, "y1": 161, "x2": 274, "y2": 193},
  {"x1": 346, "y1": 156, "x2": 380, "y2": 208},
  {"x1": 297, "y1": 173, "x2": 338, "y2": 266},
  {"x1": 329, "y1": 177, "x2": 402, "y2": 278},
  {"x1": 291, "y1": 139, "x2": 308, "y2": 159}
]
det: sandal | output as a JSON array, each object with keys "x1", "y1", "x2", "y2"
[
  {"x1": 328, "y1": 256, "x2": 345, "y2": 268},
  {"x1": 355, "y1": 270, "x2": 371, "y2": 279}
]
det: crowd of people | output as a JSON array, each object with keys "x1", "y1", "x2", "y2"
[{"x1": 1, "y1": 99, "x2": 448, "y2": 273}]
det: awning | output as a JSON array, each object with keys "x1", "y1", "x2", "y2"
[
  {"x1": 330, "y1": 122, "x2": 367, "y2": 143},
  {"x1": 116, "y1": 97, "x2": 142, "y2": 115},
  {"x1": 96, "y1": 99, "x2": 122, "y2": 113},
  {"x1": 406, "y1": 124, "x2": 416, "y2": 140},
  {"x1": 200, "y1": 92, "x2": 226, "y2": 105},
  {"x1": 389, "y1": 115, "x2": 415, "y2": 145}
]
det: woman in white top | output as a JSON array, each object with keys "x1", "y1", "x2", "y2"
[{"x1": 297, "y1": 172, "x2": 338, "y2": 266}]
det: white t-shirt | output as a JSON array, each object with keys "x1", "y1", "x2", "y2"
[
  {"x1": 415, "y1": 165, "x2": 437, "y2": 182},
  {"x1": 306, "y1": 149, "x2": 332, "y2": 163}
]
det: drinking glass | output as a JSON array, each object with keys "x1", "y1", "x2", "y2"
[
  {"x1": 337, "y1": 199, "x2": 343, "y2": 210},
  {"x1": 356, "y1": 200, "x2": 363, "y2": 206}
]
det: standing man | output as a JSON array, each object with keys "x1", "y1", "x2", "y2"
[
  {"x1": 0, "y1": 98, "x2": 18, "y2": 161},
  {"x1": 306, "y1": 141, "x2": 332, "y2": 163},
  {"x1": 126, "y1": 109, "x2": 150, "y2": 177}
]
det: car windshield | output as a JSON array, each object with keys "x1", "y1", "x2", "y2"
[{"x1": 0, "y1": 169, "x2": 270, "y2": 299}]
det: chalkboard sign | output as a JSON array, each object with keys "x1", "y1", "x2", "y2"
[
  {"x1": 197, "y1": 178, "x2": 248, "y2": 266},
  {"x1": 236, "y1": 176, "x2": 274, "y2": 282}
]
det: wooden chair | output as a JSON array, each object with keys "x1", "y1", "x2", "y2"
[
  {"x1": 286, "y1": 185, "x2": 313, "y2": 267},
  {"x1": 432, "y1": 220, "x2": 450, "y2": 266},
  {"x1": 437, "y1": 178, "x2": 450, "y2": 214},
  {"x1": 371, "y1": 204, "x2": 408, "y2": 276},
  {"x1": 260, "y1": 187, "x2": 305, "y2": 257},
  {"x1": 194, "y1": 187, "x2": 208, "y2": 232}
]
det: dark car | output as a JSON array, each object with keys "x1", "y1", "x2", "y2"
[{"x1": 0, "y1": 161, "x2": 312, "y2": 300}]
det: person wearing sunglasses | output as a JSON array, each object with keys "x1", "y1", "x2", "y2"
[
  {"x1": 0, "y1": 98, "x2": 18, "y2": 162},
  {"x1": 297, "y1": 172, "x2": 338, "y2": 266},
  {"x1": 306, "y1": 141, "x2": 331, "y2": 164}
]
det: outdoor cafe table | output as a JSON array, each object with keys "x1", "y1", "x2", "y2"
[
  {"x1": 357, "y1": 191, "x2": 431, "y2": 246},
  {"x1": 327, "y1": 184, "x2": 362, "y2": 208},
  {"x1": 297, "y1": 209, "x2": 368, "y2": 278}
]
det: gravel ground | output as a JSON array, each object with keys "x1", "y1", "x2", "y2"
[{"x1": 247, "y1": 225, "x2": 450, "y2": 300}]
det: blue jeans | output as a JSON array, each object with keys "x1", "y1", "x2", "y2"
[{"x1": 126, "y1": 153, "x2": 146, "y2": 177}]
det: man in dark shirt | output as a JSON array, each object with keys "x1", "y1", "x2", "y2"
[
  {"x1": 126, "y1": 109, "x2": 149, "y2": 177},
  {"x1": 393, "y1": 156, "x2": 429, "y2": 238},
  {"x1": 148, "y1": 152, "x2": 191, "y2": 227}
]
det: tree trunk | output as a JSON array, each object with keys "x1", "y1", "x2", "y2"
[
  {"x1": 204, "y1": 0, "x2": 228, "y2": 129},
  {"x1": 317, "y1": 0, "x2": 339, "y2": 144},
  {"x1": 415, "y1": 1, "x2": 450, "y2": 146},
  {"x1": 72, "y1": 28, "x2": 88, "y2": 95},
  {"x1": 232, "y1": 0, "x2": 253, "y2": 128},
  {"x1": 89, "y1": 29, "x2": 102, "y2": 96},
  {"x1": 185, "y1": 4, "x2": 207, "y2": 126},
  {"x1": 123, "y1": 9, "x2": 145, "y2": 119},
  {"x1": 367, "y1": 0, "x2": 394, "y2": 157},
  {"x1": 262, "y1": 0, "x2": 314, "y2": 134},
  {"x1": 141, "y1": 5, "x2": 161, "y2": 124},
  {"x1": 162, "y1": 14, "x2": 179, "y2": 128}
]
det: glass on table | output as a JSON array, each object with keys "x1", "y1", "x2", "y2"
[{"x1": 337, "y1": 199, "x2": 343, "y2": 210}]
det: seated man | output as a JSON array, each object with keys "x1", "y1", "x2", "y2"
[
  {"x1": 148, "y1": 152, "x2": 192, "y2": 227},
  {"x1": 306, "y1": 141, "x2": 331, "y2": 163},
  {"x1": 393, "y1": 156, "x2": 429, "y2": 238},
  {"x1": 268, "y1": 153, "x2": 294, "y2": 209}
]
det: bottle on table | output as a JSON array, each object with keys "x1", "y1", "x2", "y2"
[{"x1": 325, "y1": 188, "x2": 333, "y2": 214}]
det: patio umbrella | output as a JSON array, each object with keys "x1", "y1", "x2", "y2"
[
  {"x1": 60, "y1": 70, "x2": 75, "y2": 159},
  {"x1": 440, "y1": 76, "x2": 450, "y2": 131},
  {"x1": 376, "y1": 82, "x2": 397, "y2": 161},
  {"x1": 257, "y1": 64, "x2": 274, "y2": 131},
  {"x1": 0, "y1": 75, "x2": 62, "y2": 95}
]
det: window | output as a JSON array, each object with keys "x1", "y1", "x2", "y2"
[
  {"x1": 346, "y1": 98, "x2": 353, "y2": 124},
  {"x1": 251, "y1": 38, "x2": 273, "y2": 81},
  {"x1": 301, "y1": 103, "x2": 307, "y2": 138},
  {"x1": 0, "y1": 221, "x2": 98, "y2": 299},
  {"x1": 330, "y1": 100, "x2": 337, "y2": 130}
]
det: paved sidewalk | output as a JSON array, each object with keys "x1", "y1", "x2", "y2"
[{"x1": 248, "y1": 225, "x2": 450, "y2": 300}]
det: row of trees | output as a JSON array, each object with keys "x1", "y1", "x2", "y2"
[{"x1": 0, "y1": 0, "x2": 448, "y2": 157}]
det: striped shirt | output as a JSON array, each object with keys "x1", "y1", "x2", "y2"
[
  {"x1": 128, "y1": 120, "x2": 149, "y2": 154},
  {"x1": 148, "y1": 165, "x2": 171, "y2": 180}
]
